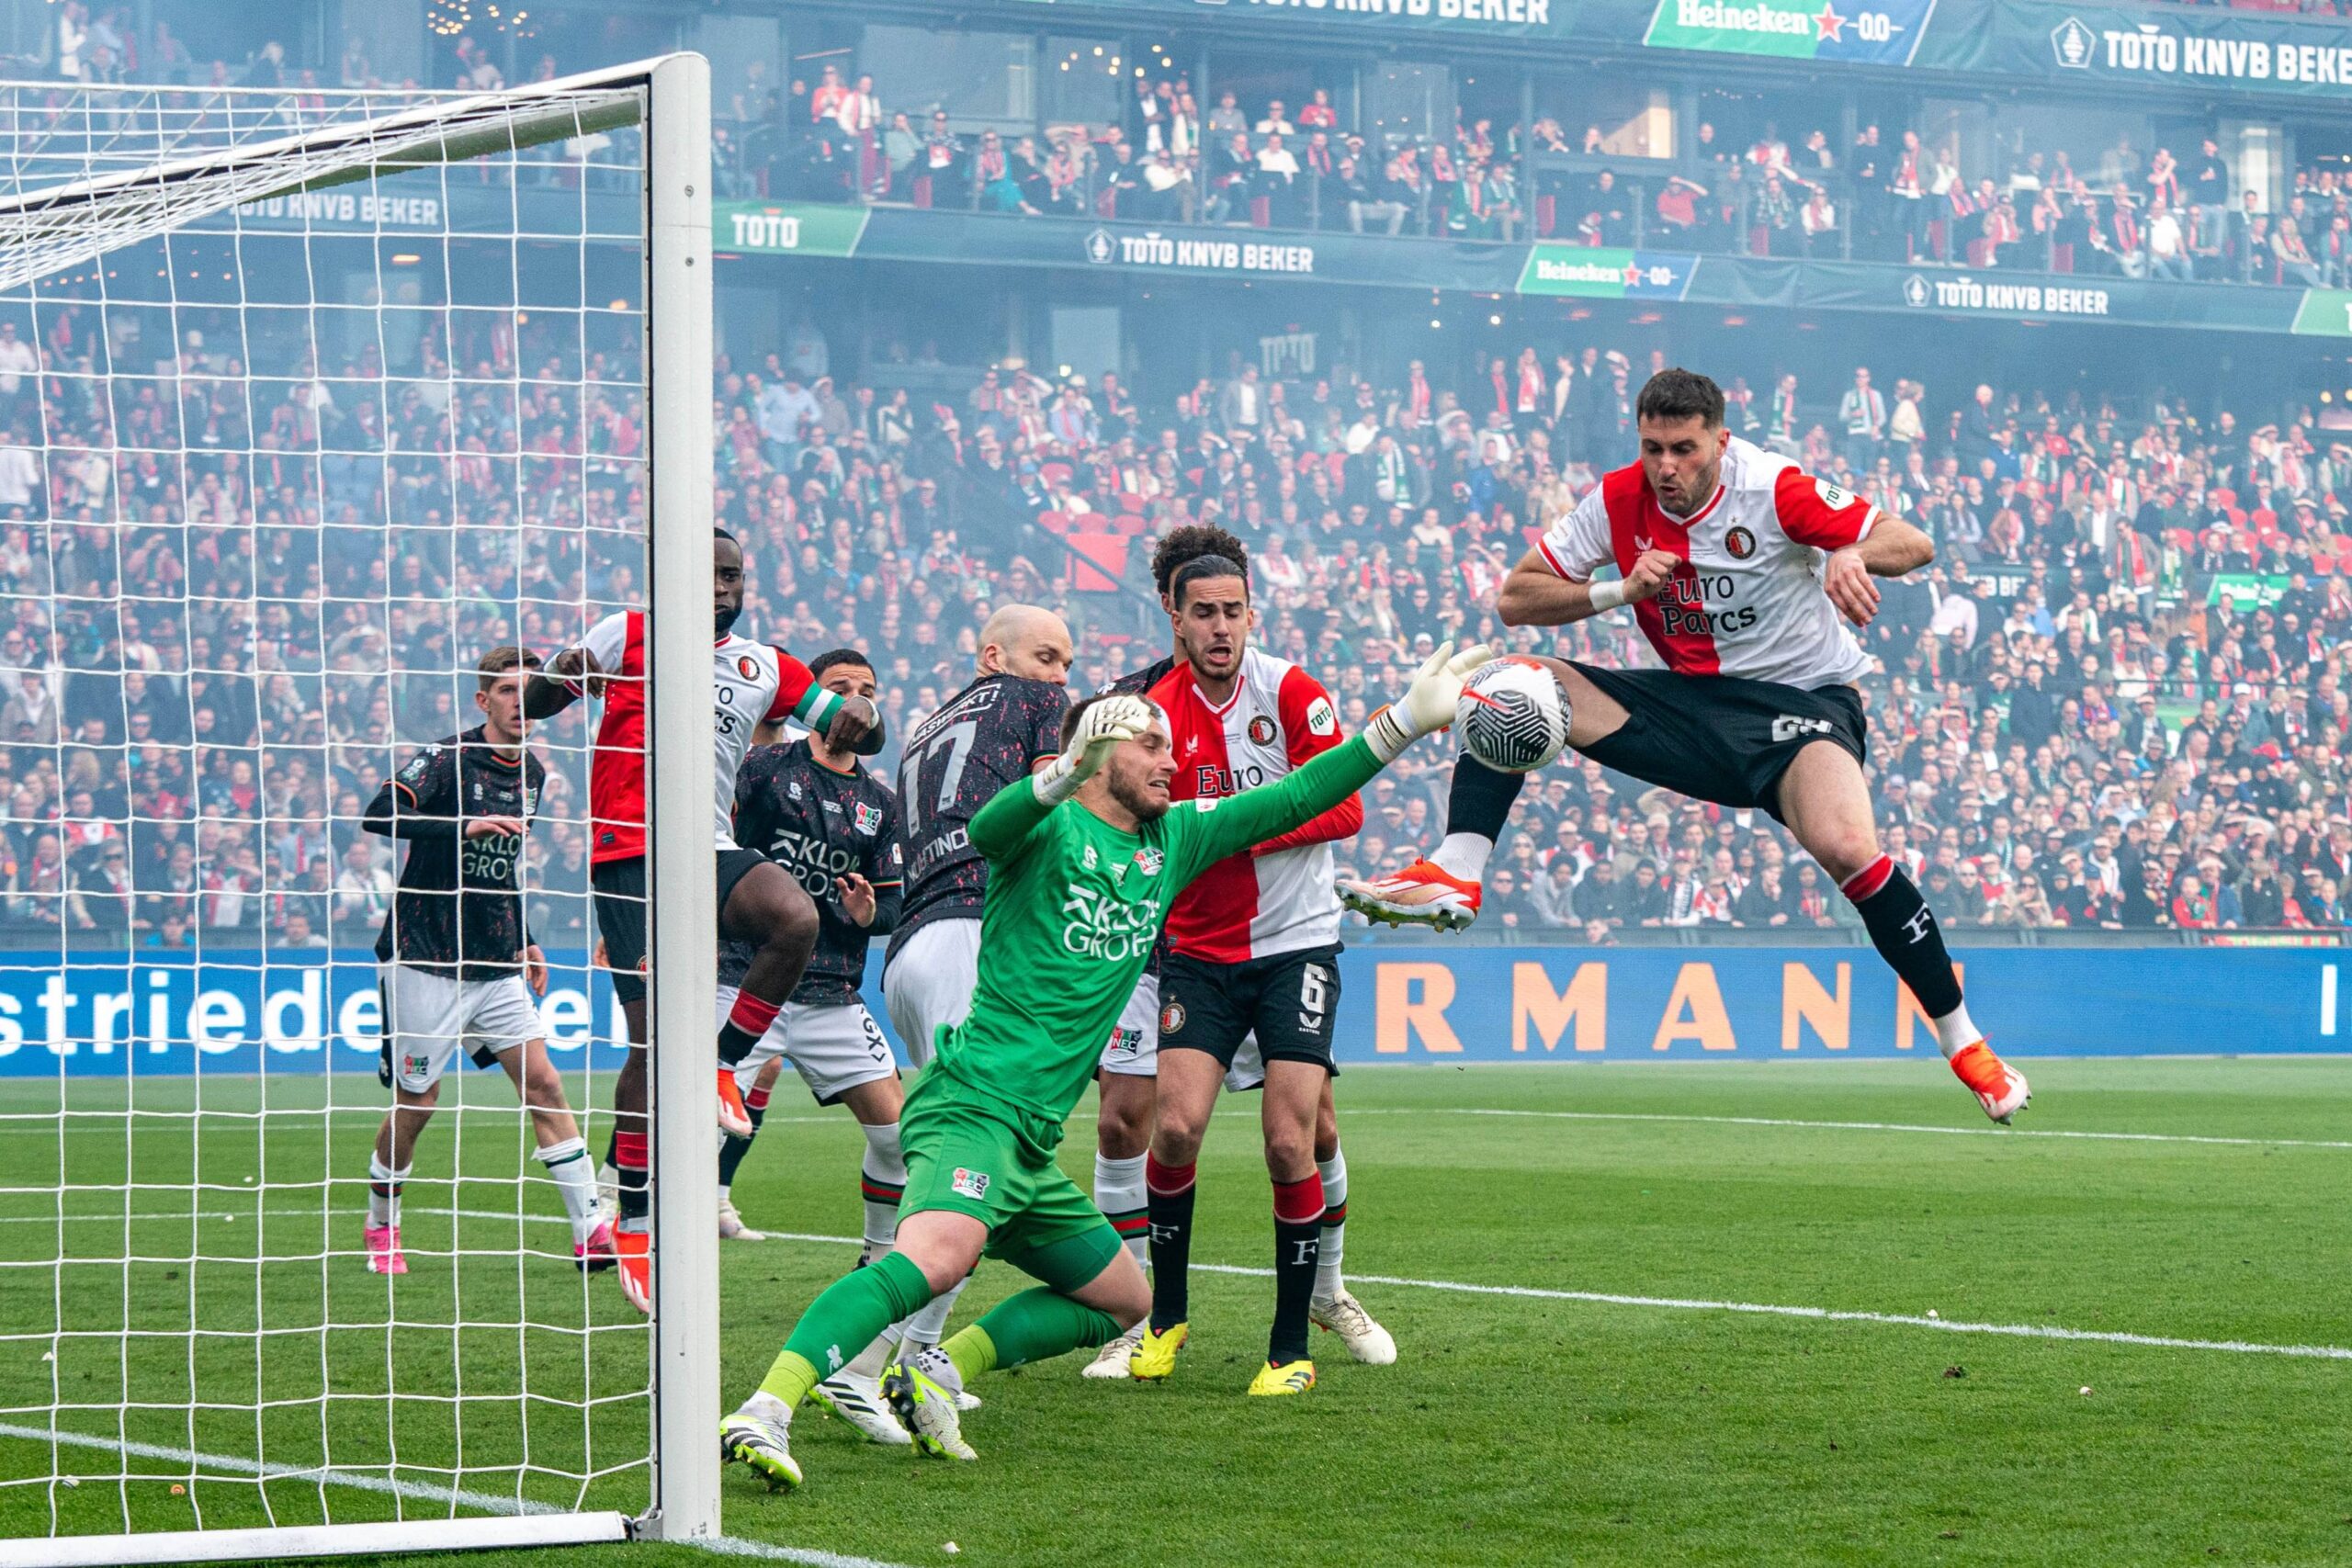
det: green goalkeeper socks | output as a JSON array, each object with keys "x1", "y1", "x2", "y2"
[
  {"x1": 952, "y1": 1288, "x2": 1124, "y2": 1373},
  {"x1": 760, "y1": 1251, "x2": 932, "y2": 1407}
]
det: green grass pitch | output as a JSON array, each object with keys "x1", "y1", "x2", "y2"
[{"x1": 2, "y1": 1058, "x2": 2349, "y2": 1566}]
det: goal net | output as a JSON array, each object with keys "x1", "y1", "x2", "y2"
[{"x1": 0, "y1": 57, "x2": 718, "y2": 1565}]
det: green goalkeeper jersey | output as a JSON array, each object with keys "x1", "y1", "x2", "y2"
[{"x1": 932, "y1": 734, "x2": 1384, "y2": 1128}]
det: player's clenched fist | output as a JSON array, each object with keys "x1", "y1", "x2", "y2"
[
  {"x1": 1620, "y1": 548, "x2": 1680, "y2": 605},
  {"x1": 1034, "y1": 694, "x2": 1154, "y2": 804},
  {"x1": 1823, "y1": 545, "x2": 1881, "y2": 626}
]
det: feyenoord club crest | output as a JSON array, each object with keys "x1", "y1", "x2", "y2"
[
  {"x1": 1725, "y1": 525, "x2": 1757, "y2": 560},
  {"x1": 1160, "y1": 1000, "x2": 1186, "y2": 1035},
  {"x1": 1248, "y1": 715, "x2": 1277, "y2": 745},
  {"x1": 737, "y1": 654, "x2": 759, "y2": 680}
]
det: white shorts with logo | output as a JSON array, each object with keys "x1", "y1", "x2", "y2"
[
  {"x1": 885, "y1": 917, "x2": 1170, "y2": 1079},
  {"x1": 716, "y1": 986, "x2": 899, "y2": 1106},
  {"x1": 1101, "y1": 970, "x2": 1159, "y2": 1078},
  {"x1": 882, "y1": 919, "x2": 982, "y2": 1069},
  {"x1": 378, "y1": 962, "x2": 543, "y2": 1095},
  {"x1": 1080, "y1": 971, "x2": 1268, "y2": 1088}
]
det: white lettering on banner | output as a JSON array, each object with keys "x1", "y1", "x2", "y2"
[
  {"x1": 728, "y1": 210, "x2": 802, "y2": 250},
  {"x1": 0, "y1": 993, "x2": 18, "y2": 1055},
  {"x1": 92, "y1": 991, "x2": 131, "y2": 1055},
  {"x1": 234, "y1": 193, "x2": 443, "y2": 227},
  {"x1": 338, "y1": 987, "x2": 379, "y2": 1055},
  {"x1": 191, "y1": 991, "x2": 243, "y2": 1053},
  {"x1": 1921, "y1": 276, "x2": 2110, "y2": 318},
  {"x1": 2087, "y1": 21, "x2": 2352, "y2": 85},
  {"x1": 40, "y1": 976, "x2": 71, "y2": 1055},
  {"x1": 1244, "y1": 0, "x2": 1553, "y2": 22},
  {"x1": 543, "y1": 987, "x2": 593, "y2": 1051},
  {"x1": 1112, "y1": 231, "x2": 1316, "y2": 274},
  {"x1": 1672, "y1": 0, "x2": 1812, "y2": 34},
  {"x1": 264, "y1": 971, "x2": 324, "y2": 1054}
]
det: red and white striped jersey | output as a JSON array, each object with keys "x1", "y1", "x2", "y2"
[
  {"x1": 1535, "y1": 435, "x2": 1878, "y2": 689},
  {"x1": 1148, "y1": 647, "x2": 1362, "y2": 964},
  {"x1": 569, "y1": 610, "x2": 817, "y2": 859}
]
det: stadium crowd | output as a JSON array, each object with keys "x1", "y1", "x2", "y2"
[
  {"x1": 19, "y1": 11, "x2": 2352, "y2": 283},
  {"x1": 760, "y1": 64, "x2": 2352, "y2": 286},
  {"x1": 4, "y1": 276, "x2": 2352, "y2": 942}
]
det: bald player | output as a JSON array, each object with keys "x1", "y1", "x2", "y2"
[{"x1": 808, "y1": 607, "x2": 1080, "y2": 1410}]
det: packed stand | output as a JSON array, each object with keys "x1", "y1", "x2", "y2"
[{"x1": 752, "y1": 58, "x2": 2352, "y2": 289}]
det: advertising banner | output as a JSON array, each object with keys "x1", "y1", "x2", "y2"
[
  {"x1": 1643, "y1": 0, "x2": 1938, "y2": 65},
  {"x1": 0, "y1": 949, "x2": 632, "y2": 1079},
  {"x1": 1984, "y1": 0, "x2": 2352, "y2": 97},
  {"x1": 712, "y1": 201, "x2": 870, "y2": 257},
  {"x1": 12, "y1": 943, "x2": 2335, "y2": 1079},
  {"x1": 1517, "y1": 243, "x2": 1698, "y2": 299}
]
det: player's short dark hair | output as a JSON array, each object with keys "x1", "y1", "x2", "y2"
[
  {"x1": 714, "y1": 526, "x2": 740, "y2": 553},
  {"x1": 476, "y1": 645, "x2": 541, "y2": 689},
  {"x1": 809, "y1": 647, "x2": 873, "y2": 681},
  {"x1": 1635, "y1": 367, "x2": 1726, "y2": 430},
  {"x1": 1170, "y1": 553, "x2": 1248, "y2": 610},
  {"x1": 1150, "y1": 524, "x2": 1250, "y2": 598}
]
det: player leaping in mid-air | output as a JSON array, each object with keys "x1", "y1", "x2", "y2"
[
  {"x1": 1340, "y1": 368, "x2": 2028, "y2": 1124},
  {"x1": 718, "y1": 642, "x2": 1496, "y2": 1488},
  {"x1": 524, "y1": 528, "x2": 884, "y2": 1309}
]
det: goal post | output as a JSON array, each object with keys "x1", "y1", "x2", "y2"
[
  {"x1": 0, "y1": 52, "x2": 718, "y2": 1564},
  {"x1": 641, "y1": 49, "x2": 721, "y2": 1551}
]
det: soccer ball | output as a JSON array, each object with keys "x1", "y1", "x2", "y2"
[{"x1": 1453, "y1": 656, "x2": 1569, "y2": 774}]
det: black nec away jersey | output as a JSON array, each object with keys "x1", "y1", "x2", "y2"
[
  {"x1": 1107, "y1": 654, "x2": 1178, "y2": 697},
  {"x1": 722, "y1": 740, "x2": 902, "y2": 1005},
  {"x1": 365, "y1": 727, "x2": 544, "y2": 980},
  {"x1": 887, "y1": 673, "x2": 1069, "y2": 958}
]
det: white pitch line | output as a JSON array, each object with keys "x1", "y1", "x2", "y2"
[
  {"x1": 680, "y1": 1225, "x2": 2352, "y2": 1365},
  {"x1": 1182, "y1": 1264, "x2": 2352, "y2": 1361},
  {"x1": 1331, "y1": 1106, "x2": 2352, "y2": 1151},
  {"x1": 12, "y1": 1212, "x2": 2351, "y2": 1364},
  {"x1": 0, "y1": 1422, "x2": 918, "y2": 1568}
]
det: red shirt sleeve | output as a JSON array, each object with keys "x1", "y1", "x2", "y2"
[
  {"x1": 764, "y1": 649, "x2": 815, "y2": 723},
  {"x1": 1255, "y1": 665, "x2": 1363, "y2": 853},
  {"x1": 1774, "y1": 467, "x2": 1879, "y2": 551}
]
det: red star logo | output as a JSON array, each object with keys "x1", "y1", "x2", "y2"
[
  {"x1": 1813, "y1": 2, "x2": 1846, "y2": 39},
  {"x1": 1623, "y1": 260, "x2": 1644, "y2": 288}
]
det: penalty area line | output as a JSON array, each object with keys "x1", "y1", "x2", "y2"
[{"x1": 0, "y1": 1424, "x2": 921, "y2": 1568}]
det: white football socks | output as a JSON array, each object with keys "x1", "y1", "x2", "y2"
[
  {"x1": 1932, "y1": 1002, "x2": 1982, "y2": 1060},
  {"x1": 534, "y1": 1136, "x2": 603, "y2": 1243},
  {"x1": 1314, "y1": 1147, "x2": 1349, "y2": 1301},
  {"x1": 367, "y1": 1154, "x2": 409, "y2": 1229},
  {"x1": 860, "y1": 1119, "x2": 906, "y2": 1254},
  {"x1": 1094, "y1": 1150, "x2": 1148, "y2": 1267},
  {"x1": 1430, "y1": 833, "x2": 1493, "y2": 882}
]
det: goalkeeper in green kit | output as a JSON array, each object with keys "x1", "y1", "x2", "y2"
[{"x1": 720, "y1": 642, "x2": 1496, "y2": 1488}]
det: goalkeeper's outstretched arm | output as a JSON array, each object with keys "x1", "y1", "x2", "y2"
[{"x1": 1178, "y1": 642, "x2": 1496, "y2": 877}]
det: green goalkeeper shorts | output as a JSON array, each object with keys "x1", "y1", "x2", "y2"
[{"x1": 898, "y1": 1065, "x2": 1121, "y2": 1277}]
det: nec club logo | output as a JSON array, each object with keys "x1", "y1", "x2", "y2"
[
  {"x1": 1724, "y1": 525, "x2": 1758, "y2": 560},
  {"x1": 1248, "y1": 715, "x2": 1278, "y2": 745}
]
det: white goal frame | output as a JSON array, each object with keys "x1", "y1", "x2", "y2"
[{"x1": 0, "y1": 51, "x2": 719, "y2": 1566}]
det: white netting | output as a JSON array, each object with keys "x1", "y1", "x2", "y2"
[{"x1": 0, "y1": 74, "x2": 658, "y2": 1546}]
